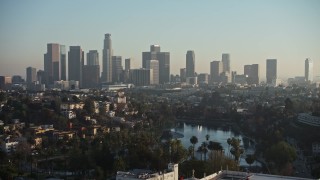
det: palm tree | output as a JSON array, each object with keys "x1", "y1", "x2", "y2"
[
  {"x1": 229, "y1": 137, "x2": 244, "y2": 163},
  {"x1": 227, "y1": 138, "x2": 232, "y2": 157},
  {"x1": 197, "y1": 146, "x2": 203, "y2": 161},
  {"x1": 201, "y1": 142, "x2": 208, "y2": 161},
  {"x1": 190, "y1": 136, "x2": 198, "y2": 159},
  {"x1": 245, "y1": 154, "x2": 255, "y2": 169},
  {"x1": 206, "y1": 134, "x2": 210, "y2": 142},
  {"x1": 208, "y1": 141, "x2": 223, "y2": 152}
]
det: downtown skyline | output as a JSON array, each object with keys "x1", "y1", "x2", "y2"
[{"x1": 0, "y1": 0, "x2": 320, "y2": 81}]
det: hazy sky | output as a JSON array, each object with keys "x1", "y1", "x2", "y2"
[{"x1": 0, "y1": 0, "x2": 319, "y2": 81}]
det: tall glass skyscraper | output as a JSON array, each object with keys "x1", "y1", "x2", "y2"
[
  {"x1": 43, "y1": 43, "x2": 66, "y2": 84},
  {"x1": 60, "y1": 45, "x2": 66, "y2": 81},
  {"x1": 44, "y1": 43, "x2": 59, "y2": 85},
  {"x1": 112, "y1": 56, "x2": 123, "y2": 83},
  {"x1": 210, "y1": 61, "x2": 222, "y2": 83},
  {"x1": 266, "y1": 59, "x2": 277, "y2": 84},
  {"x1": 142, "y1": 45, "x2": 170, "y2": 84},
  {"x1": 186, "y1": 50, "x2": 195, "y2": 78},
  {"x1": 87, "y1": 50, "x2": 99, "y2": 66},
  {"x1": 68, "y1": 46, "x2": 84, "y2": 86},
  {"x1": 146, "y1": 59, "x2": 159, "y2": 85},
  {"x1": 305, "y1": 58, "x2": 313, "y2": 82},
  {"x1": 222, "y1": 53, "x2": 230, "y2": 73},
  {"x1": 102, "y1": 34, "x2": 113, "y2": 83}
]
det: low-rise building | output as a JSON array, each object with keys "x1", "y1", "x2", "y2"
[
  {"x1": 0, "y1": 137, "x2": 19, "y2": 154},
  {"x1": 116, "y1": 163, "x2": 178, "y2": 180},
  {"x1": 297, "y1": 113, "x2": 320, "y2": 127},
  {"x1": 312, "y1": 142, "x2": 320, "y2": 155}
]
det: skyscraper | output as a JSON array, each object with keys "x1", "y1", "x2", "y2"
[
  {"x1": 44, "y1": 43, "x2": 60, "y2": 84},
  {"x1": 112, "y1": 56, "x2": 123, "y2": 83},
  {"x1": 60, "y1": 45, "x2": 66, "y2": 81},
  {"x1": 150, "y1": 45, "x2": 160, "y2": 52},
  {"x1": 125, "y1": 58, "x2": 131, "y2": 71},
  {"x1": 68, "y1": 46, "x2": 84, "y2": 86},
  {"x1": 210, "y1": 61, "x2": 222, "y2": 83},
  {"x1": 87, "y1": 50, "x2": 99, "y2": 66},
  {"x1": 146, "y1": 60, "x2": 159, "y2": 85},
  {"x1": 222, "y1": 53, "x2": 230, "y2": 73},
  {"x1": 83, "y1": 65, "x2": 100, "y2": 89},
  {"x1": 130, "y1": 69, "x2": 151, "y2": 86},
  {"x1": 102, "y1": 34, "x2": 113, "y2": 83},
  {"x1": 83, "y1": 50, "x2": 100, "y2": 88},
  {"x1": 186, "y1": 50, "x2": 195, "y2": 78},
  {"x1": 26, "y1": 67, "x2": 37, "y2": 84},
  {"x1": 305, "y1": 58, "x2": 313, "y2": 82},
  {"x1": 251, "y1": 64, "x2": 259, "y2": 85},
  {"x1": 180, "y1": 68, "x2": 186, "y2": 82},
  {"x1": 198, "y1": 73, "x2": 209, "y2": 84},
  {"x1": 142, "y1": 45, "x2": 170, "y2": 84},
  {"x1": 244, "y1": 64, "x2": 259, "y2": 85},
  {"x1": 266, "y1": 59, "x2": 277, "y2": 84}
]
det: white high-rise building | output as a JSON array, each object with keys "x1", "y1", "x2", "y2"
[
  {"x1": 146, "y1": 60, "x2": 159, "y2": 85},
  {"x1": 305, "y1": 58, "x2": 313, "y2": 82}
]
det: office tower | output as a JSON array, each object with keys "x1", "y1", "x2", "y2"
[
  {"x1": 222, "y1": 53, "x2": 230, "y2": 73},
  {"x1": 125, "y1": 58, "x2": 131, "y2": 71},
  {"x1": 87, "y1": 50, "x2": 99, "y2": 66},
  {"x1": 82, "y1": 50, "x2": 100, "y2": 89},
  {"x1": 37, "y1": 70, "x2": 46, "y2": 85},
  {"x1": 12, "y1": 75, "x2": 24, "y2": 84},
  {"x1": 198, "y1": 73, "x2": 209, "y2": 84},
  {"x1": 142, "y1": 45, "x2": 170, "y2": 84},
  {"x1": 146, "y1": 60, "x2": 159, "y2": 85},
  {"x1": 244, "y1": 64, "x2": 259, "y2": 85},
  {"x1": 180, "y1": 68, "x2": 186, "y2": 82},
  {"x1": 82, "y1": 65, "x2": 100, "y2": 89},
  {"x1": 231, "y1": 71, "x2": 237, "y2": 84},
  {"x1": 251, "y1": 64, "x2": 259, "y2": 84},
  {"x1": 68, "y1": 46, "x2": 84, "y2": 86},
  {"x1": 266, "y1": 59, "x2": 277, "y2": 84},
  {"x1": 60, "y1": 45, "x2": 66, "y2": 81},
  {"x1": 305, "y1": 58, "x2": 313, "y2": 82},
  {"x1": 130, "y1": 69, "x2": 151, "y2": 86},
  {"x1": 0, "y1": 76, "x2": 12, "y2": 90},
  {"x1": 220, "y1": 71, "x2": 231, "y2": 84},
  {"x1": 186, "y1": 50, "x2": 195, "y2": 78},
  {"x1": 102, "y1": 33, "x2": 113, "y2": 83},
  {"x1": 210, "y1": 61, "x2": 222, "y2": 83},
  {"x1": 26, "y1": 67, "x2": 37, "y2": 84},
  {"x1": 150, "y1": 45, "x2": 160, "y2": 52},
  {"x1": 44, "y1": 43, "x2": 60, "y2": 84},
  {"x1": 112, "y1": 56, "x2": 123, "y2": 83}
]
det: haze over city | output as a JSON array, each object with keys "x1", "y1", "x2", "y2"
[{"x1": 0, "y1": 0, "x2": 320, "y2": 80}]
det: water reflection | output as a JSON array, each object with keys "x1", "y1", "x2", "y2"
[{"x1": 172, "y1": 122, "x2": 261, "y2": 167}]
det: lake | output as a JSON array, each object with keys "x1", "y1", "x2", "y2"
[{"x1": 172, "y1": 122, "x2": 260, "y2": 167}]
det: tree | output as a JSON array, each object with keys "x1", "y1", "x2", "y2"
[
  {"x1": 201, "y1": 142, "x2": 208, "y2": 161},
  {"x1": 113, "y1": 157, "x2": 126, "y2": 172},
  {"x1": 190, "y1": 136, "x2": 198, "y2": 159},
  {"x1": 284, "y1": 98, "x2": 294, "y2": 115},
  {"x1": 228, "y1": 137, "x2": 244, "y2": 162},
  {"x1": 84, "y1": 98, "x2": 95, "y2": 115},
  {"x1": 205, "y1": 134, "x2": 210, "y2": 142},
  {"x1": 265, "y1": 141, "x2": 296, "y2": 169},
  {"x1": 208, "y1": 141, "x2": 223, "y2": 152},
  {"x1": 245, "y1": 154, "x2": 255, "y2": 168}
]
